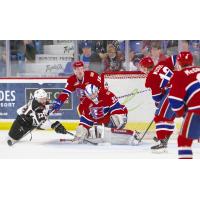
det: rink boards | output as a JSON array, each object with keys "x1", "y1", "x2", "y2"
[{"x1": 0, "y1": 77, "x2": 182, "y2": 132}]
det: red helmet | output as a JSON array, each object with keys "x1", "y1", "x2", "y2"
[
  {"x1": 139, "y1": 57, "x2": 154, "y2": 68},
  {"x1": 73, "y1": 61, "x2": 84, "y2": 68},
  {"x1": 177, "y1": 51, "x2": 193, "y2": 67}
]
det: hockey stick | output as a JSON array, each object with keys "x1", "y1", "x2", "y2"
[
  {"x1": 138, "y1": 119, "x2": 154, "y2": 143},
  {"x1": 117, "y1": 88, "x2": 150, "y2": 99},
  {"x1": 7, "y1": 110, "x2": 54, "y2": 146},
  {"x1": 63, "y1": 130, "x2": 98, "y2": 145}
]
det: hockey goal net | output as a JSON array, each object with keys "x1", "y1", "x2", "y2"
[{"x1": 101, "y1": 71, "x2": 155, "y2": 132}]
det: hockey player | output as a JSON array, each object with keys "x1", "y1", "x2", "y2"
[
  {"x1": 139, "y1": 55, "x2": 177, "y2": 151},
  {"x1": 73, "y1": 84, "x2": 140, "y2": 145},
  {"x1": 168, "y1": 51, "x2": 200, "y2": 159},
  {"x1": 51, "y1": 61, "x2": 101, "y2": 115},
  {"x1": 8, "y1": 89, "x2": 67, "y2": 143}
]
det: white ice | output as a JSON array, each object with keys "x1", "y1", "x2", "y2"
[{"x1": 0, "y1": 130, "x2": 200, "y2": 159}]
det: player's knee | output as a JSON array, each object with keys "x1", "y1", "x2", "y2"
[{"x1": 8, "y1": 120, "x2": 27, "y2": 140}]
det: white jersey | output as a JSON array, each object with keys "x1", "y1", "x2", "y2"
[{"x1": 17, "y1": 98, "x2": 51, "y2": 128}]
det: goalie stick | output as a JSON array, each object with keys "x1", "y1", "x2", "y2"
[
  {"x1": 117, "y1": 88, "x2": 150, "y2": 99},
  {"x1": 62, "y1": 129, "x2": 98, "y2": 145}
]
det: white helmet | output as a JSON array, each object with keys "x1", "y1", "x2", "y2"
[
  {"x1": 34, "y1": 89, "x2": 47, "y2": 101},
  {"x1": 85, "y1": 84, "x2": 99, "y2": 96},
  {"x1": 85, "y1": 84, "x2": 99, "y2": 104}
]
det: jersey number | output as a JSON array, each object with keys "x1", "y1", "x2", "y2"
[{"x1": 159, "y1": 67, "x2": 172, "y2": 81}]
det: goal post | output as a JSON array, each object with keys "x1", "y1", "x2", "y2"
[{"x1": 101, "y1": 71, "x2": 155, "y2": 132}]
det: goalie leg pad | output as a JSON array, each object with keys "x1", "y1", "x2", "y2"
[
  {"x1": 74, "y1": 125, "x2": 89, "y2": 143},
  {"x1": 76, "y1": 125, "x2": 88, "y2": 138},
  {"x1": 101, "y1": 127, "x2": 137, "y2": 145},
  {"x1": 110, "y1": 114, "x2": 127, "y2": 129}
]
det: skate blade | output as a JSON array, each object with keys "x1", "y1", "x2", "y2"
[{"x1": 151, "y1": 148, "x2": 168, "y2": 154}]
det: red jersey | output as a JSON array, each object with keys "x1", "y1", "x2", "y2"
[
  {"x1": 58, "y1": 71, "x2": 101, "y2": 103},
  {"x1": 79, "y1": 89, "x2": 128, "y2": 129},
  {"x1": 145, "y1": 56, "x2": 176, "y2": 104},
  {"x1": 169, "y1": 66, "x2": 200, "y2": 117}
]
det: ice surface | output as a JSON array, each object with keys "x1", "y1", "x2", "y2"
[{"x1": 0, "y1": 130, "x2": 200, "y2": 159}]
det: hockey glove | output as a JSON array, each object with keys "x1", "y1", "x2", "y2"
[
  {"x1": 51, "y1": 99, "x2": 63, "y2": 112},
  {"x1": 51, "y1": 121, "x2": 67, "y2": 134}
]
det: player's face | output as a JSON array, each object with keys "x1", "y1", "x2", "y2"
[
  {"x1": 82, "y1": 47, "x2": 91, "y2": 57},
  {"x1": 87, "y1": 92, "x2": 98, "y2": 102},
  {"x1": 73, "y1": 67, "x2": 85, "y2": 80},
  {"x1": 139, "y1": 66, "x2": 149, "y2": 74},
  {"x1": 38, "y1": 97, "x2": 48, "y2": 105},
  {"x1": 108, "y1": 47, "x2": 117, "y2": 59}
]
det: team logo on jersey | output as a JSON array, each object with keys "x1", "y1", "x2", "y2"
[{"x1": 90, "y1": 107, "x2": 104, "y2": 119}]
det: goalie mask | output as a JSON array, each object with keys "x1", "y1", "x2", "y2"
[
  {"x1": 85, "y1": 84, "x2": 99, "y2": 104},
  {"x1": 34, "y1": 89, "x2": 48, "y2": 105}
]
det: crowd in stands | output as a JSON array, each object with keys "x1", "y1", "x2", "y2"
[{"x1": 0, "y1": 40, "x2": 200, "y2": 77}]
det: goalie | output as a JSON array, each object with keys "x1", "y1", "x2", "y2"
[
  {"x1": 74, "y1": 84, "x2": 140, "y2": 145},
  {"x1": 8, "y1": 89, "x2": 67, "y2": 144}
]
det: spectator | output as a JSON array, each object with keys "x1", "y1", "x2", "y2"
[
  {"x1": 141, "y1": 40, "x2": 151, "y2": 56},
  {"x1": 0, "y1": 49, "x2": 6, "y2": 77},
  {"x1": 150, "y1": 41, "x2": 166, "y2": 64},
  {"x1": 102, "y1": 43, "x2": 125, "y2": 72},
  {"x1": 23, "y1": 40, "x2": 36, "y2": 61},
  {"x1": 79, "y1": 40, "x2": 92, "y2": 70},
  {"x1": 10, "y1": 40, "x2": 36, "y2": 62},
  {"x1": 165, "y1": 40, "x2": 178, "y2": 56},
  {"x1": 79, "y1": 40, "x2": 102, "y2": 73},
  {"x1": 179, "y1": 40, "x2": 190, "y2": 51},
  {"x1": 125, "y1": 51, "x2": 143, "y2": 71},
  {"x1": 189, "y1": 40, "x2": 200, "y2": 65}
]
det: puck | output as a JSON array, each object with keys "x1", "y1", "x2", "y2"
[{"x1": 7, "y1": 139, "x2": 13, "y2": 146}]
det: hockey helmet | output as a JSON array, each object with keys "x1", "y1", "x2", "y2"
[
  {"x1": 139, "y1": 57, "x2": 154, "y2": 69},
  {"x1": 177, "y1": 51, "x2": 193, "y2": 67},
  {"x1": 34, "y1": 89, "x2": 47, "y2": 101},
  {"x1": 85, "y1": 84, "x2": 99, "y2": 104},
  {"x1": 73, "y1": 60, "x2": 84, "y2": 68},
  {"x1": 85, "y1": 84, "x2": 99, "y2": 96}
]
